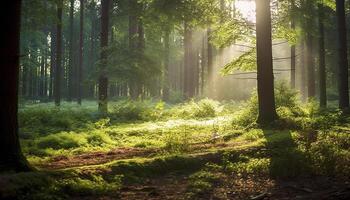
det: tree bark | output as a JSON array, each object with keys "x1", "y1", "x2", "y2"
[
  {"x1": 98, "y1": 0, "x2": 110, "y2": 113},
  {"x1": 318, "y1": 3, "x2": 327, "y2": 107},
  {"x1": 290, "y1": 0, "x2": 296, "y2": 88},
  {"x1": 0, "y1": 0, "x2": 31, "y2": 172},
  {"x1": 256, "y1": 0, "x2": 278, "y2": 124},
  {"x1": 54, "y1": 0, "x2": 63, "y2": 106},
  {"x1": 207, "y1": 28, "x2": 213, "y2": 97},
  {"x1": 336, "y1": 0, "x2": 349, "y2": 110},
  {"x1": 78, "y1": 0, "x2": 84, "y2": 105},
  {"x1": 68, "y1": 0, "x2": 74, "y2": 101},
  {"x1": 306, "y1": 33, "x2": 315, "y2": 98},
  {"x1": 184, "y1": 22, "x2": 195, "y2": 99},
  {"x1": 162, "y1": 28, "x2": 170, "y2": 101}
]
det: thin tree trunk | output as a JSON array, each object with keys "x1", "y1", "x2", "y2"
[
  {"x1": 306, "y1": 33, "x2": 315, "y2": 98},
  {"x1": 98, "y1": 0, "x2": 110, "y2": 113},
  {"x1": 0, "y1": 0, "x2": 31, "y2": 172},
  {"x1": 68, "y1": 0, "x2": 74, "y2": 101},
  {"x1": 256, "y1": 0, "x2": 278, "y2": 124},
  {"x1": 336, "y1": 0, "x2": 349, "y2": 110},
  {"x1": 207, "y1": 28, "x2": 213, "y2": 98},
  {"x1": 78, "y1": 0, "x2": 84, "y2": 105},
  {"x1": 300, "y1": 41, "x2": 307, "y2": 101},
  {"x1": 54, "y1": 0, "x2": 63, "y2": 106},
  {"x1": 318, "y1": 3, "x2": 327, "y2": 107},
  {"x1": 184, "y1": 22, "x2": 195, "y2": 99},
  {"x1": 163, "y1": 28, "x2": 170, "y2": 101},
  {"x1": 49, "y1": 27, "x2": 56, "y2": 100},
  {"x1": 290, "y1": 0, "x2": 296, "y2": 88}
]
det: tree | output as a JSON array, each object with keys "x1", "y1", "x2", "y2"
[
  {"x1": 98, "y1": 0, "x2": 110, "y2": 113},
  {"x1": 162, "y1": 28, "x2": 170, "y2": 101},
  {"x1": 68, "y1": 0, "x2": 74, "y2": 101},
  {"x1": 78, "y1": 0, "x2": 84, "y2": 105},
  {"x1": 290, "y1": 0, "x2": 296, "y2": 88},
  {"x1": 184, "y1": 22, "x2": 195, "y2": 99},
  {"x1": 336, "y1": 0, "x2": 349, "y2": 110},
  {"x1": 318, "y1": 2, "x2": 327, "y2": 107},
  {"x1": 256, "y1": 0, "x2": 278, "y2": 124},
  {"x1": 54, "y1": 0, "x2": 63, "y2": 106},
  {"x1": 0, "y1": 0, "x2": 31, "y2": 172}
]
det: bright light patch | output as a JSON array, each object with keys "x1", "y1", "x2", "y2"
[{"x1": 235, "y1": 0, "x2": 256, "y2": 22}]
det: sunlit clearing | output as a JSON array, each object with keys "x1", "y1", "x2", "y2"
[{"x1": 235, "y1": 0, "x2": 256, "y2": 22}]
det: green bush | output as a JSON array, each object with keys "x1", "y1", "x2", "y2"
[
  {"x1": 36, "y1": 132, "x2": 88, "y2": 150},
  {"x1": 233, "y1": 81, "x2": 306, "y2": 128},
  {"x1": 163, "y1": 130, "x2": 192, "y2": 153},
  {"x1": 309, "y1": 132, "x2": 350, "y2": 176},
  {"x1": 19, "y1": 106, "x2": 93, "y2": 137},
  {"x1": 167, "y1": 99, "x2": 221, "y2": 119},
  {"x1": 109, "y1": 100, "x2": 165, "y2": 121}
]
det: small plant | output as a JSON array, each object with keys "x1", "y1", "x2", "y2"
[
  {"x1": 186, "y1": 170, "x2": 221, "y2": 198},
  {"x1": 163, "y1": 128, "x2": 192, "y2": 154}
]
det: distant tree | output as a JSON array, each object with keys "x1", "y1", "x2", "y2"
[
  {"x1": 336, "y1": 0, "x2": 349, "y2": 110},
  {"x1": 68, "y1": 0, "x2": 75, "y2": 101},
  {"x1": 98, "y1": 0, "x2": 110, "y2": 113},
  {"x1": 318, "y1": 2, "x2": 327, "y2": 107},
  {"x1": 184, "y1": 22, "x2": 195, "y2": 99},
  {"x1": 162, "y1": 28, "x2": 170, "y2": 101},
  {"x1": 0, "y1": 0, "x2": 31, "y2": 172},
  {"x1": 78, "y1": 0, "x2": 84, "y2": 105},
  {"x1": 256, "y1": 0, "x2": 278, "y2": 124},
  {"x1": 290, "y1": 0, "x2": 296, "y2": 88},
  {"x1": 54, "y1": 0, "x2": 63, "y2": 106}
]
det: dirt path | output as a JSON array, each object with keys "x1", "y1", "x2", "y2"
[
  {"x1": 40, "y1": 147, "x2": 159, "y2": 169},
  {"x1": 35, "y1": 143, "x2": 350, "y2": 200},
  {"x1": 39, "y1": 141, "x2": 234, "y2": 170}
]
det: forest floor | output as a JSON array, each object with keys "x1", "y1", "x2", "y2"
[{"x1": 1, "y1": 98, "x2": 350, "y2": 199}]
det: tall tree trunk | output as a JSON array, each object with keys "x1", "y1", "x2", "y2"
[
  {"x1": 290, "y1": 0, "x2": 296, "y2": 88},
  {"x1": 162, "y1": 28, "x2": 170, "y2": 101},
  {"x1": 39, "y1": 53, "x2": 45, "y2": 98},
  {"x1": 306, "y1": 33, "x2": 315, "y2": 98},
  {"x1": 336, "y1": 0, "x2": 349, "y2": 110},
  {"x1": 184, "y1": 22, "x2": 195, "y2": 99},
  {"x1": 137, "y1": 17, "x2": 145, "y2": 99},
  {"x1": 68, "y1": 0, "x2": 74, "y2": 101},
  {"x1": 87, "y1": 1, "x2": 97, "y2": 99},
  {"x1": 54, "y1": 0, "x2": 63, "y2": 106},
  {"x1": 49, "y1": 27, "x2": 56, "y2": 100},
  {"x1": 78, "y1": 0, "x2": 84, "y2": 105},
  {"x1": 207, "y1": 28, "x2": 213, "y2": 97},
  {"x1": 0, "y1": 0, "x2": 31, "y2": 172},
  {"x1": 300, "y1": 41, "x2": 307, "y2": 101},
  {"x1": 318, "y1": 3, "x2": 327, "y2": 107},
  {"x1": 128, "y1": 0, "x2": 139, "y2": 100},
  {"x1": 98, "y1": 0, "x2": 109, "y2": 113},
  {"x1": 201, "y1": 35, "x2": 206, "y2": 95},
  {"x1": 256, "y1": 0, "x2": 278, "y2": 124}
]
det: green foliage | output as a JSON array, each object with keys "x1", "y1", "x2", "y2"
[
  {"x1": 57, "y1": 175, "x2": 121, "y2": 196},
  {"x1": 36, "y1": 132, "x2": 88, "y2": 150},
  {"x1": 163, "y1": 130, "x2": 192, "y2": 153},
  {"x1": 0, "y1": 172, "x2": 121, "y2": 200},
  {"x1": 224, "y1": 157, "x2": 270, "y2": 175},
  {"x1": 186, "y1": 170, "x2": 221, "y2": 198},
  {"x1": 233, "y1": 81, "x2": 305, "y2": 128},
  {"x1": 221, "y1": 48, "x2": 256, "y2": 75},
  {"x1": 109, "y1": 100, "x2": 165, "y2": 121},
  {"x1": 309, "y1": 131, "x2": 350, "y2": 176},
  {"x1": 167, "y1": 99, "x2": 221, "y2": 119},
  {"x1": 19, "y1": 105, "x2": 93, "y2": 138}
]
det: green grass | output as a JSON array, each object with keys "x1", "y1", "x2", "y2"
[{"x1": 11, "y1": 91, "x2": 350, "y2": 199}]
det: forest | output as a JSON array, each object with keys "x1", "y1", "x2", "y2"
[{"x1": 1, "y1": 0, "x2": 350, "y2": 199}]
